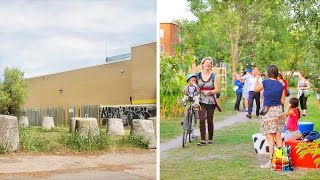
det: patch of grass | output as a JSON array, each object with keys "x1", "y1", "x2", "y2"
[
  {"x1": 117, "y1": 134, "x2": 149, "y2": 149},
  {"x1": 160, "y1": 122, "x2": 320, "y2": 179},
  {"x1": 160, "y1": 96, "x2": 237, "y2": 142},
  {"x1": 15, "y1": 125, "x2": 149, "y2": 154},
  {"x1": 19, "y1": 127, "x2": 56, "y2": 152},
  {"x1": 0, "y1": 145, "x2": 7, "y2": 154},
  {"x1": 60, "y1": 131, "x2": 111, "y2": 152}
]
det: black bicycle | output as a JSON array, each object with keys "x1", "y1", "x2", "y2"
[{"x1": 182, "y1": 96, "x2": 197, "y2": 148}]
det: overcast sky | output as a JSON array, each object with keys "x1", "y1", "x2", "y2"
[
  {"x1": 0, "y1": 0, "x2": 156, "y2": 78},
  {"x1": 158, "y1": 0, "x2": 197, "y2": 22}
]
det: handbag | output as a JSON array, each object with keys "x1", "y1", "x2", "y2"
[
  {"x1": 259, "y1": 106, "x2": 270, "y2": 116},
  {"x1": 213, "y1": 96, "x2": 222, "y2": 112}
]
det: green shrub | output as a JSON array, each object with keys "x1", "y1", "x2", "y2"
[
  {"x1": 288, "y1": 77, "x2": 298, "y2": 87},
  {"x1": 60, "y1": 131, "x2": 111, "y2": 152},
  {"x1": 117, "y1": 135, "x2": 149, "y2": 149}
]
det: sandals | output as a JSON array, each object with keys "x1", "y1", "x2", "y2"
[
  {"x1": 197, "y1": 140, "x2": 213, "y2": 146},
  {"x1": 197, "y1": 140, "x2": 206, "y2": 146}
]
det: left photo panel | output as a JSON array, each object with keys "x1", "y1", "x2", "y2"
[{"x1": 0, "y1": 0, "x2": 157, "y2": 179}]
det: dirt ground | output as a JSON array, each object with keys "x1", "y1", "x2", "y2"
[{"x1": 0, "y1": 150, "x2": 156, "y2": 180}]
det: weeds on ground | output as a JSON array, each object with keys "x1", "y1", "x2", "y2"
[
  {"x1": 117, "y1": 134, "x2": 149, "y2": 149},
  {"x1": 60, "y1": 131, "x2": 111, "y2": 152},
  {"x1": 19, "y1": 127, "x2": 54, "y2": 152}
]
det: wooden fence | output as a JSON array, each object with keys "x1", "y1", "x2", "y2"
[
  {"x1": 18, "y1": 105, "x2": 100, "y2": 126},
  {"x1": 18, "y1": 104, "x2": 157, "y2": 127}
]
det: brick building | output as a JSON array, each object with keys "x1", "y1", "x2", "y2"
[{"x1": 159, "y1": 23, "x2": 180, "y2": 56}]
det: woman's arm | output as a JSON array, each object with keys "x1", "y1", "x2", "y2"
[
  {"x1": 254, "y1": 77, "x2": 263, "y2": 92},
  {"x1": 285, "y1": 104, "x2": 293, "y2": 117},
  {"x1": 281, "y1": 88, "x2": 286, "y2": 104},
  {"x1": 209, "y1": 76, "x2": 220, "y2": 95},
  {"x1": 305, "y1": 80, "x2": 311, "y2": 90}
]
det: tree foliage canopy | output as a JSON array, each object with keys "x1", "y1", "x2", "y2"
[
  {"x1": 0, "y1": 67, "x2": 28, "y2": 114},
  {"x1": 177, "y1": 0, "x2": 319, "y2": 80}
]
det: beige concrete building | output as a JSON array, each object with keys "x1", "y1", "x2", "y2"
[{"x1": 22, "y1": 42, "x2": 156, "y2": 109}]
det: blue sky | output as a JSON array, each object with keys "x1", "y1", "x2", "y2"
[{"x1": 0, "y1": 0, "x2": 156, "y2": 78}]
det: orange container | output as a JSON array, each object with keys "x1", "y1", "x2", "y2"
[{"x1": 284, "y1": 138, "x2": 320, "y2": 168}]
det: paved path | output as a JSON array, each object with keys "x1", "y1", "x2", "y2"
[
  {"x1": 0, "y1": 151, "x2": 156, "y2": 180},
  {"x1": 160, "y1": 111, "x2": 254, "y2": 152}
]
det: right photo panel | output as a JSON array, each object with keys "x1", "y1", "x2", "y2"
[{"x1": 159, "y1": 0, "x2": 320, "y2": 179}]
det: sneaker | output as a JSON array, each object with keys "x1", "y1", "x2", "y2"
[
  {"x1": 207, "y1": 140, "x2": 213, "y2": 145},
  {"x1": 260, "y1": 161, "x2": 271, "y2": 169},
  {"x1": 197, "y1": 140, "x2": 206, "y2": 146},
  {"x1": 246, "y1": 114, "x2": 252, "y2": 119}
]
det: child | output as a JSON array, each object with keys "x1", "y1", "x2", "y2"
[
  {"x1": 181, "y1": 74, "x2": 200, "y2": 111},
  {"x1": 284, "y1": 97, "x2": 301, "y2": 140}
]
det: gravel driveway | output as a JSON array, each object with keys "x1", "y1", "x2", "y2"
[{"x1": 0, "y1": 150, "x2": 156, "y2": 180}]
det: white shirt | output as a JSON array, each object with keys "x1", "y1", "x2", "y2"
[{"x1": 248, "y1": 76, "x2": 262, "y2": 91}]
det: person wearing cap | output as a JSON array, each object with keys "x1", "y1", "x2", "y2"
[
  {"x1": 196, "y1": 57, "x2": 220, "y2": 145},
  {"x1": 181, "y1": 74, "x2": 200, "y2": 110},
  {"x1": 240, "y1": 68, "x2": 253, "y2": 112}
]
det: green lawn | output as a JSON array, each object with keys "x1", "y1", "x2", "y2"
[
  {"x1": 161, "y1": 121, "x2": 320, "y2": 179},
  {"x1": 160, "y1": 89, "x2": 320, "y2": 179}
]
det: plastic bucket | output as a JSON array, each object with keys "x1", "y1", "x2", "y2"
[{"x1": 298, "y1": 122, "x2": 314, "y2": 134}]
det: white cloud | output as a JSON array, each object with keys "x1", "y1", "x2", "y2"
[
  {"x1": 0, "y1": 0, "x2": 156, "y2": 78},
  {"x1": 158, "y1": 0, "x2": 197, "y2": 22}
]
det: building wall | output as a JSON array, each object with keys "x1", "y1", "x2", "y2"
[
  {"x1": 160, "y1": 23, "x2": 180, "y2": 56},
  {"x1": 131, "y1": 42, "x2": 157, "y2": 104},
  {"x1": 22, "y1": 42, "x2": 156, "y2": 109}
]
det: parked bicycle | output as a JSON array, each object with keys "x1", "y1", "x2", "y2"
[{"x1": 182, "y1": 96, "x2": 198, "y2": 148}]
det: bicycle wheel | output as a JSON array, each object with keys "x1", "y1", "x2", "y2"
[
  {"x1": 182, "y1": 110, "x2": 190, "y2": 148},
  {"x1": 188, "y1": 110, "x2": 194, "y2": 143}
]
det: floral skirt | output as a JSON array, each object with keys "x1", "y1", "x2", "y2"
[{"x1": 260, "y1": 105, "x2": 285, "y2": 134}]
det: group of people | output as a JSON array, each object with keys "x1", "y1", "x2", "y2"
[{"x1": 181, "y1": 56, "x2": 313, "y2": 169}]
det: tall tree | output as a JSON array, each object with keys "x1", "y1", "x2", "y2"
[
  {"x1": 0, "y1": 67, "x2": 28, "y2": 114},
  {"x1": 182, "y1": 0, "x2": 292, "y2": 77}
]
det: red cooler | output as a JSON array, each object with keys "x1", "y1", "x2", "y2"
[{"x1": 284, "y1": 138, "x2": 320, "y2": 168}]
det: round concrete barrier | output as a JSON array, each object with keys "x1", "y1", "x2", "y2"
[
  {"x1": 107, "y1": 118, "x2": 124, "y2": 136},
  {"x1": 148, "y1": 117, "x2": 157, "y2": 136},
  {"x1": 42, "y1": 116, "x2": 55, "y2": 130},
  {"x1": 131, "y1": 119, "x2": 156, "y2": 149},
  {"x1": 70, "y1": 118, "x2": 77, "y2": 133},
  {"x1": 18, "y1": 116, "x2": 29, "y2": 128},
  {"x1": 72, "y1": 117, "x2": 100, "y2": 137},
  {"x1": 0, "y1": 115, "x2": 19, "y2": 152},
  {"x1": 252, "y1": 133, "x2": 285, "y2": 154}
]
